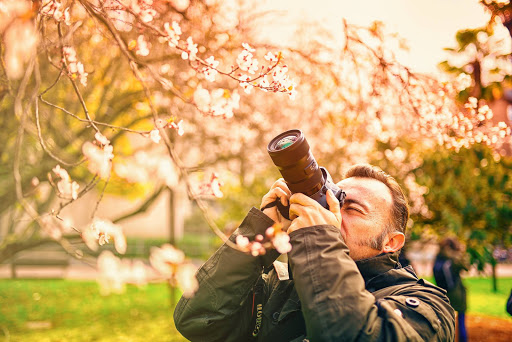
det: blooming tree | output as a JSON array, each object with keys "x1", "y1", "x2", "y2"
[
  {"x1": 1, "y1": 0, "x2": 510, "y2": 297},
  {"x1": 0, "y1": 0, "x2": 304, "y2": 296}
]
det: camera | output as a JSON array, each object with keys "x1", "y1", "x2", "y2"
[{"x1": 265, "y1": 129, "x2": 346, "y2": 220}]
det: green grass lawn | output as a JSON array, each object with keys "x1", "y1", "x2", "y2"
[
  {"x1": 423, "y1": 276, "x2": 512, "y2": 319},
  {"x1": 463, "y1": 277, "x2": 512, "y2": 319},
  {"x1": 0, "y1": 279, "x2": 187, "y2": 342},
  {"x1": 0, "y1": 277, "x2": 511, "y2": 341}
]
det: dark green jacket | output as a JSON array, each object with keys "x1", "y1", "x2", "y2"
[{"x1": 174, "y1": 208, "x2": 455, "y2": 341}]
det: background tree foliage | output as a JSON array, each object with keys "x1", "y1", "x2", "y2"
[{"x1": 411, "y1": 146, "x2": 512, "y2": 260}]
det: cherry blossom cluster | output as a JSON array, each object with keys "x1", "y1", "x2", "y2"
[
  {"x1": 40, "y1": 0, "x2": 70, "y2": 24},
  {"x1": 149, "y1": 244, "x2": 199, "y2": 297},
  {"x1": 157, "y1": 19, "x2": 297, "y2": 99},
  {"x1": 114, "y1": 150, "x2": 179, "y2": 187},
  {"x1": 82, "y1": 217, "x2": 127, "y2": 254},
  {"x1": 197, "y1": 173, "x2": 224, "y2": 198},
  {"x1": 181, "y1": 36, "x2": 198, "y2": 61},
  {"x1": 454, "y1": 73, "x2": 473, "y2": 92},
  {"x1": 97, "y1": 250, "x2": 149, "y2": 295},
  {"x1": 409, "y1": 76, "x2": 511, "y2": 151},
  {"x1": 104, "y1": 0, "x2": 156, "y2": 26},
  {"x1": 40, "y1": 214, "x2": 73, "y2": 240},
  {"x1": 99, "y1": 5, "x2": 297, "y2": 112},
  {"x1": 93, "y1": 233, "x2": 198, "y2": 297},
  {"x1": 0, "y1": 0, "x2": 29, "y2": 22},
  {"x1": 116, "y1": 153, "x2": 176, "y2": 185},
  {"x1": 128, "y1": 35, "x2": 150, "y2": 56},
  {"x1": 51, "y1": 164, "x2": 79, "y2": 200},
  {"x1": 62, "y1": 46, "x2": 88, "y2": 86},
  {"x1": 82, "y1": 132, "x2": 114, "y2": 179},
  {"x1": 483, "y1": 0, "x2": 511, "y2": 6},
  {"x1": 0, "y1": 1, "x2": 38, "y2": 80},
  {"x1": 162, "y1": 21, "x2": 181, "y2": 48},
  {"x1": 235, "y1": 46, "x2": 297, "y2": 100},
  {"x1": 147, "y1": 117, "x2": 185, "y2": 144},
  {"x1": 196, "y1": 43, "x2": 297, "y2": 99},
  {"x1": 193, "y1": 87, "x2": 240, "y2": 119},
  {"x1": 82, "y1": 224, "x2": 198, "y2": 297},
  {"x1": 201, "y1": 56, "x2": 219, "y2": 82},
  {"x1": 122, "y1": 0, "x2": 157, "y2": 23},
  {"x1": 403, "y1": 174, "x2": 430, "y2": 217},
  {"x1": 235, "y1": 223, "x2": 292, "y2": 256},
  {"x1": 237, "y1": 43, "x2": 259, "y2": 74}
]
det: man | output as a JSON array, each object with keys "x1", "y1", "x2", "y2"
[
  {"x1": 433, "y1": 238, "x2": 468, "y2": 342},
  {"x1": 174, "y1": 164, "x2": 455, "y2": 341}
]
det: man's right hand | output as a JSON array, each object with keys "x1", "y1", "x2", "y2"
[{"x1": 260, "y1": 178, "x2": 292, "y2": 231}]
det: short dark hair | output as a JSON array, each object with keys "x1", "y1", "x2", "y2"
[
  {"x1": 439, "y1": 237, "x2": 463, "y2": 252},
  {"x1": 344, "y1": 164, "x2": 409, "y2": 238}
]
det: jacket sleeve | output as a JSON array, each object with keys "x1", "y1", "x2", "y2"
[
  {"x1": 288, "y1": 225, "x2": 455, "y2": 342},
  {"x1": 173, "y1": 207, "x2": 279, "y2": 342}
]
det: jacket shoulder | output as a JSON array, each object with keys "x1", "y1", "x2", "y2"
[{"x1": 372, "y1": 278, "x2": 455, "y2": 341}]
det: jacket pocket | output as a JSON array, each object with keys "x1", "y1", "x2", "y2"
[
  {"x1": 263, "y1": 297, "x2": 301, "y2": 324},
  {"x1": 261, "y1": 298, "x2": 305, "y2": 342}
]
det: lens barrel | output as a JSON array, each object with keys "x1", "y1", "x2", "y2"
[{"x1": 267, "y1": 129, "x2": 324, "y2": 196}]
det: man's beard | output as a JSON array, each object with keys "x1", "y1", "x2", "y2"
[{"x1": 355, "y1": 228, "x2": 388, "y2": 251}]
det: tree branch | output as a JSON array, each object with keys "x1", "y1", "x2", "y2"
[{"x1": 113, "y1": 186, "x2": 165, "y2": 224}]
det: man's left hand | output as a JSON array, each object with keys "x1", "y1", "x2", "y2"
[{"x1": 288, "y1": 190, "x2": 342, "y2": 234}]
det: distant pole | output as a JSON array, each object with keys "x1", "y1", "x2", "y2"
[{"x1": 169, "y1": 187, "x2": 176, "y2": 307}]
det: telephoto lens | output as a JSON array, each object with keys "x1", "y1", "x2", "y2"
[
  {"x1": 267, "y1": 129, "x2": 324, "y2": 196},
  {"x1": 266, "y1": 129, "x2": 346, "y2": 219}
]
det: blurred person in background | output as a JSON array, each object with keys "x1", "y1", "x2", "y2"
[{"x1": 433, "y1": 237, "x2": 469, "y2": 342}]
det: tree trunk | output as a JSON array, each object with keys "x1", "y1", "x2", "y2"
[
  {"x1": 492, "y1": 262, "x2": 498, "y2": 293},
  {"x1": 0, "y1": 238, "x2": 49, "y2": 264},
  {"x1": 470, "y1": 61, "x2": 482, "y2": 99}
]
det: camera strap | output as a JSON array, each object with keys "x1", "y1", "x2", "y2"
[
  {"x1": 249, "y1": 274, "x2": 265, "y2": 340},
  {"x1": 260, "y1": 199, "x2": 290, "y2": 220}
]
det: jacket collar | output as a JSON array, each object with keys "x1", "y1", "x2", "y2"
[
  {"x1": 355, "y1": 252, "x2": 418, "y2": 292},
  {"x1": 355, "y1": 252, "x2": 399, "y2": 282}
]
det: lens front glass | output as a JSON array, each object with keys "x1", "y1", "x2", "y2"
[{"x1": 275, "y1": 135, "x2": 298, "y2": 150}]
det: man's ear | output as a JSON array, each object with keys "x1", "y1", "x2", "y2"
[{"x1": 382, "y1": 232, "x2": 405, "y2": 253}]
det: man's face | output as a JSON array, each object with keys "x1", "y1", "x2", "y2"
[{"x1": 335, "y1": 176, "x2": 394, "y2": 261}]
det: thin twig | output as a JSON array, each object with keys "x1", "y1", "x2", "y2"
[
  {"x1": 56, "y1": 21, "x2": 100, "y2": 133},
  {"x1": 90, "y1": 173, "x2": 111, "y2": 219},
  {"x1": 55, "y1": 215, "x2": 81, "y2": 234},
  {"x1": 35, "y1": 97, "x2": 85, "y2": 167},
  {"x1": 39, "y1": 96, "x2": 150, "y2": 134},
  {"x1": 54, "y1": 175, "x2": 100, "y2": 216}
]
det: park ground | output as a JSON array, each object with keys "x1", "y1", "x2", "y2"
[{"x1": 466, "y1": 314, "x2": 512, "y2": 342}]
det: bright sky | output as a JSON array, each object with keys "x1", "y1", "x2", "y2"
[{"x1": 263, "y1": 0, "x2": 505, "y2": 74}]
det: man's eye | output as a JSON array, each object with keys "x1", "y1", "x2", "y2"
[{"x1": 346, "y1": 207, "x2": 362, "y2": 213}]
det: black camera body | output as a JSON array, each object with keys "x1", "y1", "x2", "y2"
[
  {"x1": 309, "y1": 167, "x2": 346, "y2": 211},
  {"x1": 266, "y1": 129, "x2": 346, "y2": 220}
]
